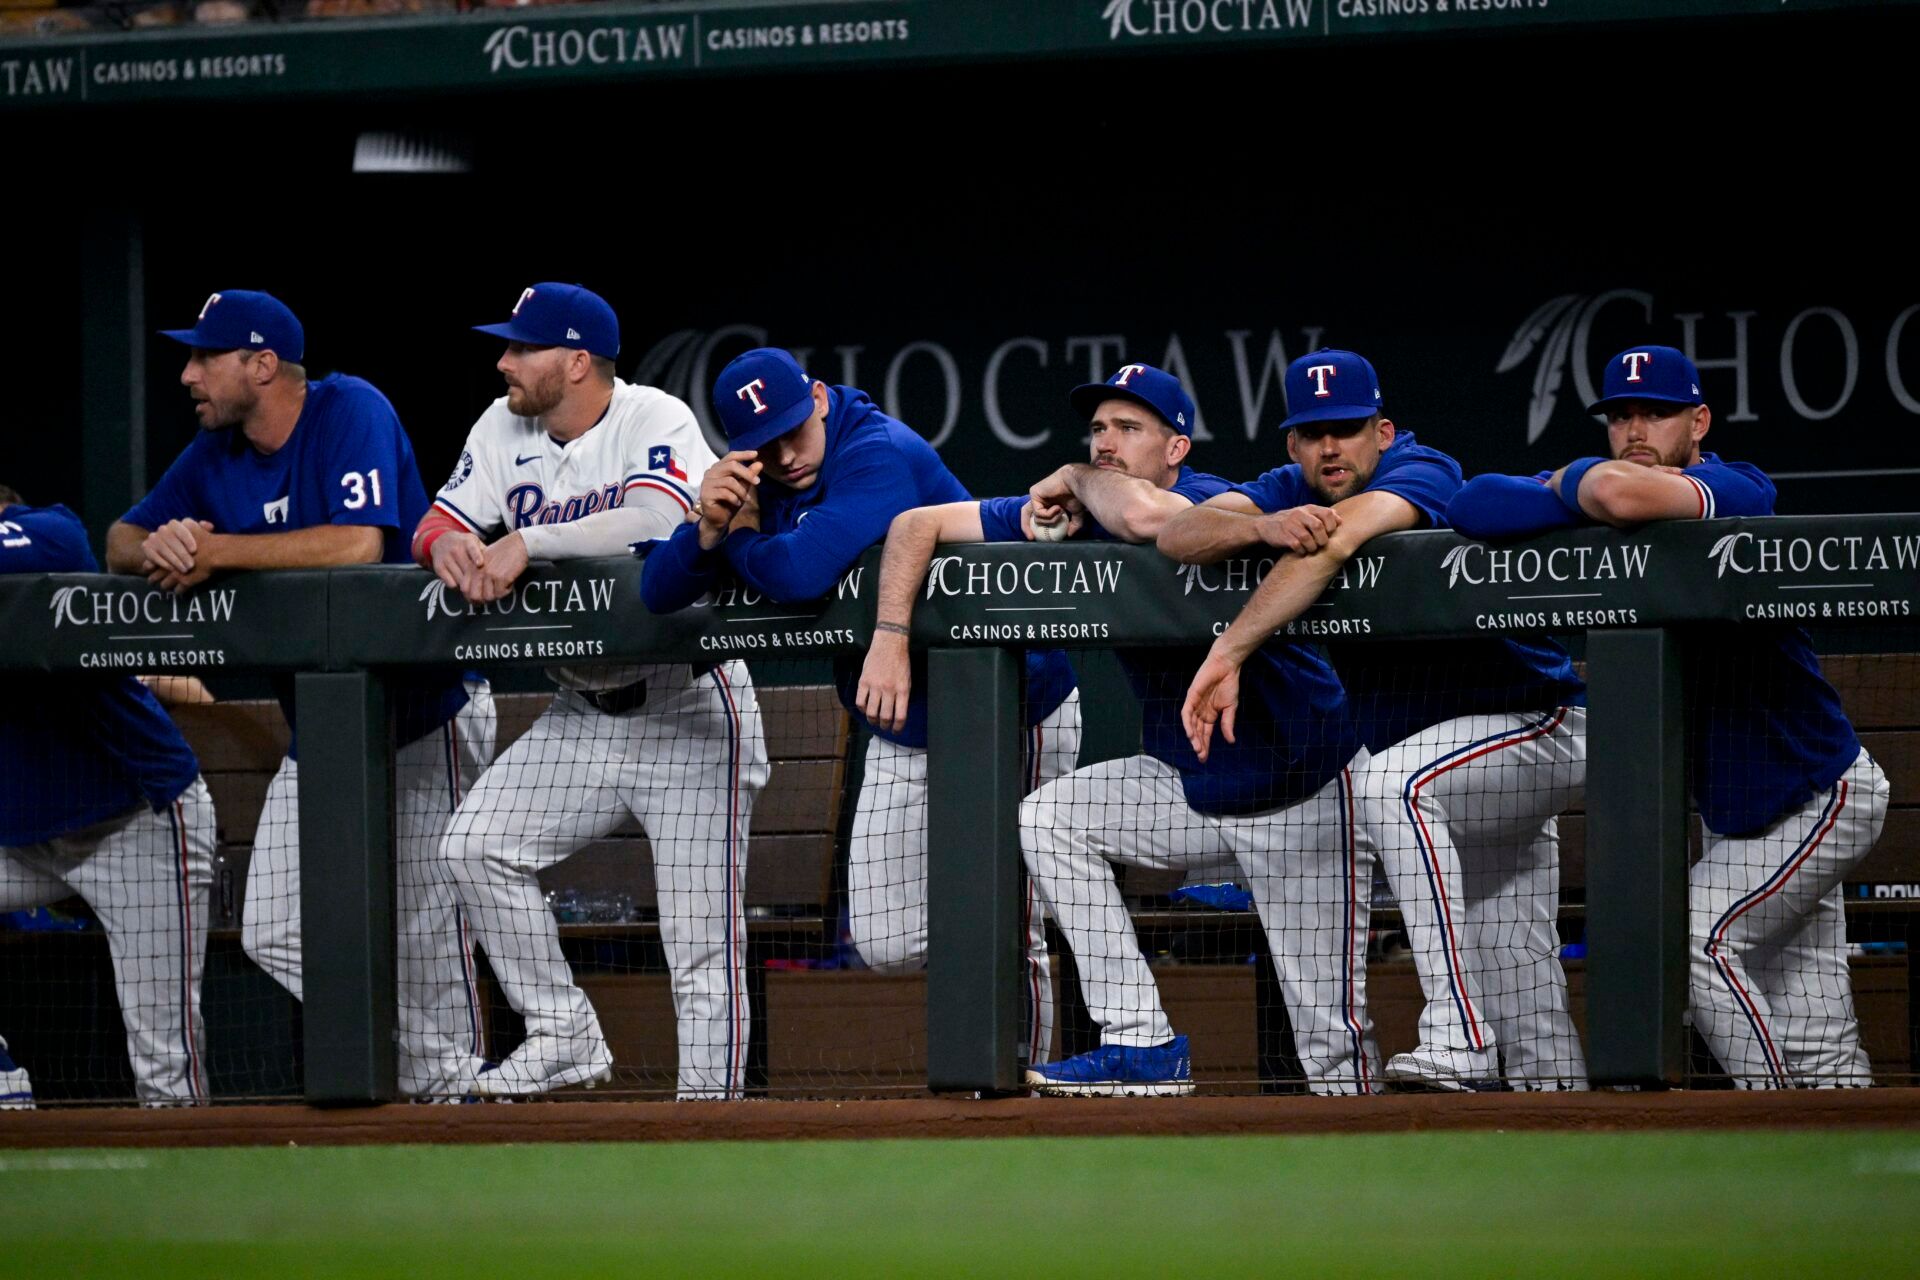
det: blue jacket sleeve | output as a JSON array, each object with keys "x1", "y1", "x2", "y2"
[
  {"x1": 977, "y1": 497, "x2": 1029, "y2": 544},
  {"x1": 1685, "y1": 459, "x2": 1776, "y2": 518},
  {"x1": 122, "y1": 440, "x2": 206, "y2": 531},
  {"x1": 721, "y1": 446, "x2": 912, "y2": 602},
  {"x1": 0, "y1": 506, "x2": 96, "y2": 574},
  {"x1": 1447, "y1": 474, "x2": 1583, "y2": 539},
  {"x1": 638, "y1": 521, "x2": 722, "y2": 614}
]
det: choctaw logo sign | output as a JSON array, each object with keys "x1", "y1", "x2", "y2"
[
  {"x1": 1499, "y1": 290, "x2": 1920, "y2": 442},
  {"x1": 416, "y1": 576, "x2": 617, "y2": 621}
]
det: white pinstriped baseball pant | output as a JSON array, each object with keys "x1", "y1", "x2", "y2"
[
  {"x1": 443, "y1": 662, "x2": 767, "y2": 1100},
  {"x1": 2, "y1": 780, "x2": 216, "y2": 1103},
  {"x1": 1352, "y1": 706, "x2": 1588, "y2": 1089},
  {"x1": 245, "y1": 684, "x2": 497, "y2": 1097},
  {"x1": 847, "y1": 689, "x2": 1082, "y2": 1067},
  {"x1": 1021, "y1": 749, "x2": 1381, "y2": 1095},
  {"x1": 1691, "y1": 748, "x2": 1888, "y2": 1088}
]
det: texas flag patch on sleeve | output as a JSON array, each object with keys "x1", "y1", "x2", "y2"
[{"x1": 647, "y1": 444, "x2": 688, "y2": 481}]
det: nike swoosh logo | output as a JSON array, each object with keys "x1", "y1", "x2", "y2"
[{"x1": 515, "y1": 454, "x2": 539, "y2": 466}]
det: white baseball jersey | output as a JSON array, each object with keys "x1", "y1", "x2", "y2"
[{"x1": 432, "y1": 378, "x2": 714, "y2": 690}]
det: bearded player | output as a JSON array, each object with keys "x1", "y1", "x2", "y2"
[
  {"x1": 853, "y1": 363, "x2": 1313, "y2": 1096},
  {"x1": 416, "y1": 284, "x2": 768, "y2": 1099},
  {"x1": 1449, "y1": 344, "x2": 1889, "y2": 1087},
  {"x1": 1165, "y1": 349, "x2": 1588, "y2": 1092},
  {"x1": 107, "y1": 289, "x2": 491, "y2": 1099}
]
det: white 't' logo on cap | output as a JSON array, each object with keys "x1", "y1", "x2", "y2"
[
  {"x1": 1306, "y1": 364, "x2": 1338, "y2": 397},
  {"x1": 738, "y1": 379, "x2": 769, "y2": 414},
  {"x1": 198, "y1": 293, "x2": 221, "y2": 320},
  {"x1": 511, "y1": 287, "x2": 535, "y2": 316},
  {"x1": 1623, "y1": 351, "x2": 1653, "y2": 382}
]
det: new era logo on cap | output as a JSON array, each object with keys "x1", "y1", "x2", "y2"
[{"x1": 566, "y1": 328, "x2": 581, "y2": 341}]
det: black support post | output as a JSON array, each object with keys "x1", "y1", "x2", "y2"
[
  {"x1": 925, "y1": 646, "x2": 1024, "y2": 1093},
  {"x1": 294, "y1": 670, "x2": 397, "y2": 1104},
  {"x1": 79, "y1": 207, "x2": 145, "y2": 547},
  {"x1": 1584, "y1": 628, "x2": 1689, "y2": 1087}
]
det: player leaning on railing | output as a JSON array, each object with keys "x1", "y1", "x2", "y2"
[
  {"x1": 1164, "y1": 349, "x2": 1589, "y2": 1093},
  {"x1": 1449, "y1": 344, "x2": 1891, "y2": 1088},
  {"x1": 415, "y1": 283, "x2": 768, "y2": 1100},
  {"x1": 856, "y1": 363, "x2": 1231, "y2": 1095},
  {"x1": 1, "y1": 483, "x2": 217, "y2": 1106},
  {"x1": 105, "y1": 289, "x2": 493, "y2": 1101},
  {"x1": 641, "y1": 347, "x2": 1081, "y2": 1070}
]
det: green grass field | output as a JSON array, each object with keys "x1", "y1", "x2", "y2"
[{"x1": 5, "y1": 1131, "x2": 1917, "y2": 1277}]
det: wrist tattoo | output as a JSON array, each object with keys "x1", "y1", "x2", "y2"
[{"x1": 874, "y1": 621, "x2": 911, "y2": 638}]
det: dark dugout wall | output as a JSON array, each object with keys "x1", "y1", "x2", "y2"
[{"x1": 13, "y1": 7, "x2": 1917, "y2": 524}]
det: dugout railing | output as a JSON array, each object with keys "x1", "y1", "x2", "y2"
[{"x1": 3, "y1": 512, "x2": 1917, "y2": 1102}]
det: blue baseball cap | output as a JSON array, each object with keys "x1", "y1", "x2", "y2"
[
  {"x1": 158, "y1": 290, "x2": 305, "y2": 363},
  {"x1": 1281, "y1": 349, "x2": 1383, "y2": 429},
  {"x1": 713, "y1": 348, "x2": 819, "y2": 452},
  {"x1": 473, "y1": 283, "x2": 619, "y2": 360},
  {"x1": 1068, "y1": 363, "x2": 1195, "y2": 436},
  {"x1": 1586, "y1": 345, "x2": 1703, "y2": 414}
]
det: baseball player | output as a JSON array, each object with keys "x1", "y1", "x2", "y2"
[
  {"x1": 853, "y1": 363, "x2": 1264, "y2": 1095},
  {"x1": 640, "y1": 347, "x2": 1080, "y2": 1066},
  {"x1": 1165, "y1": 349, "x2": 1589, "y2": 1092},
  {"x1": 417, "y1": 284, "x2": 767, "y2": 1100},
  {"x1": 1450, "y1": 344, "x2": 1890, "y2": 1087},
  {"x1": 105, "y1": 290, "x2": 493, "y2": 1099},
  {"x1": 3, "y1": 486, "x2": 217, "y2": 1104}
]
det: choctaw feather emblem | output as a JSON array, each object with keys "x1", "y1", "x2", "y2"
[
  {"x1": 419, "y1": 579, "x2": 454, "y2": 620},
  {"x1": 1709, "y1": 532, "x2": 1751, "y2": 578},
  {"x1": 1496, "y1": 294, "x2": 1583, "y2": 444},
  {"x1": 49, "y1": 585, "x2": 84, "y2": 625}
]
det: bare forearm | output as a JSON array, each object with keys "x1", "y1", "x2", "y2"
[
  {"x1": 206, "y1": 524, "x2": 384, "y2": 570},
  {"x1": 1066, "y1": 466, "x2": 1189, "y2": 543},
  {"x1": 875, "y1": 509, "x2": 943, "y2": 628},
  {"x1": 1579, "y1": 462, "x2": 1700, "y2": 526},
  {"x1": 105, "y1": 521, "x2": 149, "y2": 573},
  {"x1": 1157, "y1": 506, "x2": 1264, "y2": 564},
  {"x1": 1211, "y1": 552, "x2": 1343, "y2": 663}
]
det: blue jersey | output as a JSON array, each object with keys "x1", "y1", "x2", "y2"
[
  {"x1": 642, "y1": 385, "x2": 1075, "y2": 747},
  {"x1": 125, "y1": 373, "x2": 466, "y2": 749},
  {"x1": 1448, "y1": 453, "x2": 1859, "y2": 834},
  {"x1": 1236, "y1": 432, "x2": 1585, "y2": 752},
  {"x1": 0, "y1": 504, "x2": 201, "y2": 846},
  {"x1": 981, "y1": 467, "x2": 1358, "y2": 816}
]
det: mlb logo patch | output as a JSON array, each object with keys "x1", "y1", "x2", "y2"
[{"x1": 648, "y1": 445, "x2": 687, "y2": 481}]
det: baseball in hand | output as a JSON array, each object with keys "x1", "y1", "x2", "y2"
[{"x1": 1032, "y1": 511, "x2": 1070, "y2": 542}]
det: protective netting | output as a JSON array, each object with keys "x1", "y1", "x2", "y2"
[
  {"x1": 1682, "y1": 635, "x2": 1915, "y2": 1089},
  {"x1": 3, "y1": 635, "x2": 1910, "y2": 1103}
]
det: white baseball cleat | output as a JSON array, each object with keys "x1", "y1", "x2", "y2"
[
  {"x1": 0, "y1": 1035, "x2": 35, "y2": 1111},
  {"x1": 1383, "y1": 1046, "x2": 1504, "y2": 1093},
  {"x1": 473, "y1": 1034, "x2": 613, "y2": 1097}
]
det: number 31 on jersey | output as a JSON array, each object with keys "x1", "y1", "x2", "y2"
[{"x1": 341, "y1": 469, "x2": 384, "y2": 510}]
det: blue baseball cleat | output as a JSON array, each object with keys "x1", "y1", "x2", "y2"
[
  {"x1": 0, "y1": 1035, "x2": 35, "y2": 1111},
  {"x1": 1025, "y1": 1036, "x2": 1194, "y2": 1097}
]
